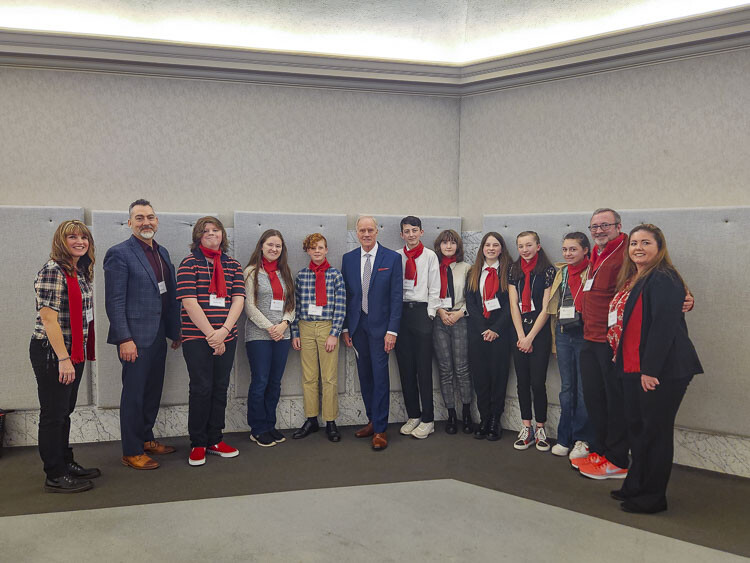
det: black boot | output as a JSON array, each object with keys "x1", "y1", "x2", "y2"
[
  {"x1": 445, "y1": 408, "x2": 458, "y2": 434},
  {"x1": 474, "y1": 418, "x2": 489, "y2": 440},
  {"x1": 293, "y1": 417, "x2": 320, "y2": 439},
  {"x1": 462, "y1": 404, "x2": 474, "y2": 434},
  {"x1": 487, "y1": 415, "x2": 502, "y2": 441},
  {"x1": 326, "y1": 421, "x2": 341, "y2": 442}
]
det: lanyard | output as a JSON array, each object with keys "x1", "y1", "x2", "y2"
[{"x1": 587, "y1": 238, "x2": 623, "y2": 286}]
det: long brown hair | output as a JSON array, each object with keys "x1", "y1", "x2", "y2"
[
  {"x1": 246, "y1": 229, "x2": 295, "y2": 313},
  {"x1": 616, "y1": 224, "x2": 686, "y2": 292},
  {"x1": 433, "y1": 229, "x2": 464, "y2": 261},
  {"x1": 467, "y1": 232, "x2": 510, "y2": 293},
  {"x1": 190, "y1": 216, "x2": 229, "y2": 253},
  {"x1": 509, "y1": 230, "x2": 553, "y2": 281},
  {"x1": 50, "y1": 220, "x2": 95, "y2": 282}
]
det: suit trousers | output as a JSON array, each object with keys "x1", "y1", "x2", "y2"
[
  {"x1": 299, "y1": 320, "x2": 339, "y2": 421},
  {"x1": 580, "y1": 340, "x2": 629, "y2": 469},
  {"x1": 246, "y1": 339, "x2": 291, "y2": 435},
  {"x1": 183, "y1": 338, "x2": 237, "y2": 447},
  {"x1": 29, "y1": 339, "x2": 85, "y2": 479},
  {"x1": 513, "y1": 319, "x2": 552, "y2": 423},
  {"x1": 351, "y1": 312, "x2": 391, "y2": 433},
  {"x1": 620, "y1": 375, "x2": 692, "y2": 512},
  {"x1": 468, "y1": 330, "x2": 512, "y2": 423},
  {"x1": 433, "y1": 315, "x2": 472, "y2": 409},
  {"x1": 119, "y1": 320, "x2": 167, "y2": 456},
  {"x1": 394, "y1": 303, "x2": 434, "y2": 422}
]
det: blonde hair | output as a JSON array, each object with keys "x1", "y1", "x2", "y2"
[{"x1": 50, "y1": 220, "x2": 95, "y2": 282}]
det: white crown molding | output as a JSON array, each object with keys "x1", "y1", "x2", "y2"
[{"x1": 0, "y1": 6, "x2": 748, "y2": 96}]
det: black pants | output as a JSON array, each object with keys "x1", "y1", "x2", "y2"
[
  {"x1": 580, "y1": 340, "x2": 629, "y2": 469},
  {"x1": 29, "y1": 339, "x2": 85, "y2": 479},
  {"x1": 394, "y1": 303, "x2": 434, "y2": 422},
  {"x1": 513, "y1": 319, "x2": 551, "y2": 423},
  {"x1": 468, "y1": 331, "x2": 511, "y2": 423},
  {"x1": 183, "y1": 338, "x2": 237, "y2": 447},
  {"x1": 620, "y1": 374, "x2": 692, "y2": 512}
]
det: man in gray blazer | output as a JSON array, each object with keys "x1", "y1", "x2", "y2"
[{"x1": 104, "y1": 199, "x2": 181, "y2": 470}]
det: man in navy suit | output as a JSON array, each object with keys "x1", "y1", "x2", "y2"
[
  {"x1": 104, "y1": 199, "x2": 181, "y2": 470},
  {"x1": 341, "y1": 215, "x2": 402, "y2": 451}
]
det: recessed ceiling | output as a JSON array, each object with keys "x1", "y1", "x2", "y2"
[{"x1": 0, "y1": 0, "x2": 747, "y2": 63}]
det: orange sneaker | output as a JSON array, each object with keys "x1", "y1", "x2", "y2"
[
  {"x1": 580, "y1": 460, "x2": 628, "y2": 480},
  {"x1": 570, "y1": 452, "x2": 604, "y2": 471}
]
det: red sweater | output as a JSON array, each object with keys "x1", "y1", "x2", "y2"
[{"x1": 581, "y1": 234, "x2": 626, "y2": 342}]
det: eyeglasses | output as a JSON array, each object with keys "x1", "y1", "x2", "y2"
[{"x1": 588, "y1": 223, "x2": 617, "y2": 232}]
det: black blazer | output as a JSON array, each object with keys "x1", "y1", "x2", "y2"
[
  {"x1": 616, "y1": 269, "x2": 702, "y2": 380},
  {"x1": 465, "y1": 284, "x2": 512, "y2": 339}
]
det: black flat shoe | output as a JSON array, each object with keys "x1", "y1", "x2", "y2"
[
  {"x1": 67, "y1": 461, "x2": 101, "y2": 479},
  {"x1": 445, "y1": 410, "x2": 458, "y2": 435},
  {"x1": 620, "y1": 500, "x2": 667, "y2": 514},
  {"x1": 326, "y1": 421, "x2": 341, "y2": 442},
  {"x1": 610, "y1": 489, "x2": 629, "y2": 502},
  {"x1": 292, "y1": 419, "x2": 320, "y2": 439},
  {"x1": 44, "y1": 474, "x2": 93, "y2": 494}
]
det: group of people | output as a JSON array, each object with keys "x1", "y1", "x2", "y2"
[{"x1": 30, "y1": 202, "x2": 702, "y2": 514}]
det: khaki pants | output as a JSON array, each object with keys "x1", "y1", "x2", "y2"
[{"x1": 299, "y1": 320, "x2": 339, "y2": 420}]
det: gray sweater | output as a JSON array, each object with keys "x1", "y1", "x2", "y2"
[{"x1": 243, "y1": 266, "x2": 295, "y2": 342}]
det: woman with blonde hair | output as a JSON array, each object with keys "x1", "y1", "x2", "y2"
[{"x1": 30, "y1": 220, "x2": 98, "y2": 493}]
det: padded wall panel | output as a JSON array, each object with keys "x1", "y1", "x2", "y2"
[
  {"x1": 353, "y1": 214, "x2": 462, "y2": 393},
  {"x1": 93, "y1": 211, "x2": 214, "y2": 408},
  {"x1": 233, "y1": 212, "x2": 348, "y2": 398},
  {"x1": 484, "y1": 207, "x2": 750, "y2": 436},
  {"x1": 1, "y1": 206, "x2": 88, "y2": 410}
]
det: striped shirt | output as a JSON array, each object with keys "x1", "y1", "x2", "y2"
[
  {"x1": 291, "y1": 266, "x2": 346, "y2": 338},
  {"x1": 176, "y1": 249, "x2": 245, "y2": 342},
  {"x1": 33, "y1": 260, "x2": 93, "y2": 350}
]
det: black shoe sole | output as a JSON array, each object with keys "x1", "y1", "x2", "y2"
[
  {"x1": 445, "y1": 426, "x2": 458, "y2": 434},
  {"x1": 486, "y1": 434, "x2": 501, "y2": 441},
  {"x1": 44, "y1": 482, "x2": 93, "y2": 493}
]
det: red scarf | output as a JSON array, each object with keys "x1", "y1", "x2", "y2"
[
  {"x1": 439, "y1": 256, "x2": 457, "y2": 299},
  {"x1": 262, "y1": 257, "x2": 284, "y2": 301},
  {"x1": 309, "y1": 259, "x2": 330, "y2": 307},
  {"x1": 591, "y1": 233, "x2": 626, "y2": 271},
  {"x1": 403, "y1": 242, "x2": 424, "y2": 285},
  {"x1": 200, "y1": 245, "x2": 227, "y2": 298},
  {"x1": 66, "y1": 271, "x2": 85, "y2": 364},
  {"x1": 520, "y1": 254, "x2": 538, "y2": 314},
  {"x1": 567, "y1": 257, "x2": 589, "y2": 311},
  {"x1": 482, "y1": 266, "x2": 499, "y2": 318}
]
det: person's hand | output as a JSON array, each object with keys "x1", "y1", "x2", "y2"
[
  {"x1": 58, "y1": 358, "x2": 76, "y2": 385},
  {"x1": 325, "y1": 335, "x2": 338, "y2": 353},
  {"x1": 517, "y1": 336, "x2": 533, "y2": 354},
  {"x1": 384, "y1": 333, "x2": 397, "y2": 353},
  {"x1": 119, "y1": 340, "x2": 138, "y2": 363},
  {"x1": 482, "y1": 329, "x2": 498, "y2": 342},
  {"x1": 342, "y1": 332, "x2": 353, "y2": 348},
  {"x1": 292, "y1": 337, "x2": 301, "y2": 351},
  {"x1": 438, "y1": 309, "x2": 454, "y2": 326},
  {"x1": 641, "y1": 374, "x2": 660, "y2": 392},
  {"x1": 212, "y1": 341, "x2": 226, "y2": 356},
  {"x1": 268, "y1": 323, "x2": 286, "y2": 342},
  {"x1": 206, "y1": 327, "x2": 227, "y2": 348},
  {"x1": 170, "y1": 338, "x2": 182, "y2": 350},
  {"x1": 682, "y1": 292, "x2": 695, "y2": 313},
  {"x1": 449, "y1": 311, "x2": 464, "y2": 325}
]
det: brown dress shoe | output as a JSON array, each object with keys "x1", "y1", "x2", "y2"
[
  {"x1": 121, "y1": 454, "x2": 160, "y2": 470},
  {"x1": 372, "y1": 432, "x2": 388, "y2": 451},
  {"x1": 355, "y1": 422, "x2": 374, "y2": 438},
  {"x1": 144, "y1": 440, "x2": 176, "y2": 455}
]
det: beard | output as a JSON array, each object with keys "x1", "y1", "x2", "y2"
[{"x1": 139, "y1": 229, "x2": 155, "y2": 239}]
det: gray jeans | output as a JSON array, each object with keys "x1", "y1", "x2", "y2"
[{"x1": 433, "y1": 315, "x2": 472, "y2": 409}]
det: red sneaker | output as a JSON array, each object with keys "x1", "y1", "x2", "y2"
[
  {"x1": 189, "y1": 447, "x2": 206, "y2": 466},
  {"x1": 580, "y1": 460, "x2": 628, "y2": 480},
  {"x1": 207, "y1": 441, "x2": 239, "y2": 458},
  {"x1": 570, "y1": 452, "x2": 604, "y2": 471}
]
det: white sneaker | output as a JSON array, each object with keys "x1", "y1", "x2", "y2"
[
  {"x1": 551, "y1": 443, "x2": 570, "y2": 456},
  {"x1": 569, "y1": 440, "x2": 590, "y2": 460},
  {"x1": 535, "y1": 427, "x2": 551, "y2": 452},
  {"x1": 513, "y1": 426, "x2": 534, "y2": 450},
  {"x1": 400, "y1": 418, "x2": 421, "y2": 435},
  {"x1": 411, "y1": 421, "x2": 435, "y2": 439}
]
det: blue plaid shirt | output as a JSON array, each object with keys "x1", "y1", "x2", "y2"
[{"x1": 291, "y1": 266, "x2": 346, "y2": 338}]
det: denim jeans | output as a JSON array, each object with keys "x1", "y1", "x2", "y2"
[
  {"x1": 556, "y1": 324, "x2": 593, "y2": 447},
  {"x1": 246, "y1": 339, "x2": 291, "y2": 435}
]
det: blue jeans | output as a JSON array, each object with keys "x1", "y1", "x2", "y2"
[
  {"x1": 246, "y1": 339, "x2": 291, "y2": 435},
  {"x1": 555, "y1": 324, "x2": 592, "y2": 447}
]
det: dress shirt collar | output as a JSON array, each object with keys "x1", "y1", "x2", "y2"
[
  {"x1": 482, "y1": 260, "x2": 499, "y2": 271},
  {"x1": 361, "y1": 242, "x2": 379, "y2": 260}
]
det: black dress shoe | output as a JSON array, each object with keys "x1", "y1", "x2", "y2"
[
  {"x1": 293, "y1": 419, "x2": 320, "y2": 439},
  {"x1": 326, "y1": 421, "x2": 341, "y2": 442},
  {"x1": 67, "y1": 461, "x2": 101, "y2": 479},
  {"x1": 474, "y1": 419, "x2": 488, "y2": 440},
  {"x1": 44, "y1": 474, "x2": 93, "y2": 493},
  {"x1": 610, "y1": 489, "x2": 629, "y2": 502},
  {"x1": 462, "y1": 407, "x2": 474, "y2": 434},
  {"x1": 621, "y1": 499, "x2": 667, "y2": 514},
  {"x1": 445, "y1": 409, "x2": 458, "y2": 435},
  {"x1": 486, "y1": 415, "x2": 502, "y2": 441}
]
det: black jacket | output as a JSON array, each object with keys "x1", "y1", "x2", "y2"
[{"x1": 465, "y1": 284, "x2": 512, "y2": 339}]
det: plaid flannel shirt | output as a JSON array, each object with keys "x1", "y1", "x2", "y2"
[{"x1": 291, "y1": 266, "x2": 346, "y2": 338}]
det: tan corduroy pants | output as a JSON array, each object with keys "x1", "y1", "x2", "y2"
[{"x1": 299, "y1": 320, "x2": 339, "y2": 420}]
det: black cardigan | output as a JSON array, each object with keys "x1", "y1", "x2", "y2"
[{"x1": 616, "y1": 269, "x2": 702, "y2": 380}]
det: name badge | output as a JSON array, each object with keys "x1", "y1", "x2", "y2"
[
  {"x1": 209, "y1": 294, "x2": 226, "y2": 307},
  {"x1": 158, "y1": 281, "x2": 167, "y2": 295},
  {"x1": 308, "y1": 304, "x2": 323, "y2": 316},
  {"x1": 270, "y1": 299, "x2": 284, "y2": 312},
  {"x1": 440, "y1": 297, "x2": 453, "y2": 309},
  {"x1": 583, "y1": 279, "x2": 594, "y2": 292},
  {"x1": 559, "y1": 306, "x2": 576, "y2": 320},
  {"x1": 86, "y1": 308, "x2": 93, "y2": 323},
  {"x1": 484, "y1": 298, "x2": 501, "y2": 311},
  {"x1": 519, "y1": 300, "x2": 536, "y2": 312},
  {"x1": 608, "y1": 310, "x2": 618, "y2": 327},
  {"x1": 403, "y1": 279, "x2": 415, "y2": 291}
]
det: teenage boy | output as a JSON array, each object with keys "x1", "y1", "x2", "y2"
[{"x1": 395, "y1": 216, "x2": 441, "y2": 439}]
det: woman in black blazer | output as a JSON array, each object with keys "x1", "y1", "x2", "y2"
[
  {"x1": 465, "y1": 232, "x2": 513, "y2": 441},
  {"x1": 607, "y1": 224, "x2": 702, "y2": 513}
]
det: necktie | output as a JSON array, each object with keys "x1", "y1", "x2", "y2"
[{"x1": 362, "y1": 253, "x2": 372, "y2": 314}]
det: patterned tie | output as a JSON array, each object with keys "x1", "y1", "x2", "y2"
[{"x1": 362, "y1": 253, "x2": 372, "y2": 314}]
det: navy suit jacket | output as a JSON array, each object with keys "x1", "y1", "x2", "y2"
[
  {"x1": 341, "y1": 244, "x2": 402, "y2": 338},
  {"x1": 103, "y1": 235, "x2": 180, "y2": 348}
]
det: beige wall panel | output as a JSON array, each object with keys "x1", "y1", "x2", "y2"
[
  {"x1": 0, "y1": 67, "x2": 460, "y2": 224},
  {"x1": 459, "y1": 49, "x2": 750, "y2": 230}
]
